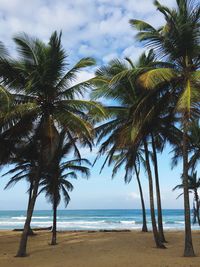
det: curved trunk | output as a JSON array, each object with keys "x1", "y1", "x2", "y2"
[
  {"x1": 16, "y1": 170, "x2": 40, "y2": 257},
  {"x1": 151, "y1": 134, "x2": 166, "y2": 243},
  {"x1": 182, "y1": 116, "x2": 195, "y2": 257},
  {"x1": 51, "y1": 196, "x2": 57, "y2": 245},
  {"x1": 134, "y1": 164, "x2": 148, "y2": 232},
  {"x1": 194, "y1": 189, "x2": 200, "y2": 226},
  {"x1": 143, "y1": 140, "x2": 165, "y2": 249}
]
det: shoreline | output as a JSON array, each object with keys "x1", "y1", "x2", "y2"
[
  {"x1": 8, "y1": 228, "x2": 200, "y2": 232},
  {"x1": 0, "y1": 227, "x2": 199, "y2": 232},
  {"x1": 0, "y1": 230, "x2": 200, "y2": 267}
]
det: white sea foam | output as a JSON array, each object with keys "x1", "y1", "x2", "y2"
[
  {"x1": 0, "y1": 221, "x2": 25, "y2": 226},
  {"x1": 32, "y1": 216, "x2": 52, "y2": 219},
  {"x1": 0, "y1": 220, "x2": 141, "y2": 230},
  {"x1": 120, "y1": 220, "x2": 136, "y2": 224},
  {"x1": 11, "y1": 216, "x2": 26, "y2": 220},
  {"x1": 0, "y1": 210, "x2": 194, "y2": 231},
  {"x1": 174, "y1": 221, "x2": 185, "y2": 224},
  {"x1": 12, "y1": 216, "x2": 52, "y2": 220}
]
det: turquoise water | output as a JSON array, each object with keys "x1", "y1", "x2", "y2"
[{"x1": 0, "y1": 209, "x2": 199, "y2": 231}]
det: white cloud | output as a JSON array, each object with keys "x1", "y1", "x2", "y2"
[{"x1": 0, "y1": 0, "x2": 177, "y2": 65}]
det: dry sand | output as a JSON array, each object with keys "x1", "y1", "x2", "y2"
[{"x1": 0, "y1": 230, "x2": 200, "y2": 267}]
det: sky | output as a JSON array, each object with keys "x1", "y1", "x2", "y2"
[{"x1": 0, "y1": 0, "x2": 193, "y2": 210}]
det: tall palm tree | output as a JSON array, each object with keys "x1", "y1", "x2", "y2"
[
  {"x1": 0, "y1": 31, "x2": 104, "y2": 257},
  {"x1": 151, "y1": 133, "x2": 166, "y2": 242},
  {"x1": 92, "y1": 52, "x2": 170, "y2": 248},
  {"x1": 39, "y1": 131, "x2": 90, "y2": 245},
  {"x1": 130, "y1": 0, "x2": 200, "y2": 256}
]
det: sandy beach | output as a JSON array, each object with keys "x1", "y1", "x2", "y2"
[{"x1": 0, "y1": 230, "x2": 200, "y2": 267}]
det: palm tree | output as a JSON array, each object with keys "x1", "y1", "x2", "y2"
[
  {"x1": 3, "y1": 144, "x2": 39, "y2": 236},
  {"x1": 110, "y1": 147, "x2": 148, "y2": 232},
  {"x1": 2, "y1": 134, "x2": 47, "y2": 235},
  {"x1": 151, "y1": 133, "x2": 166, "y2": 242},
  {"x1": 133, "y1": 159, "x2": 148, "y2": 232},
  {"x1": 40, "y1": 173, "x2": 73, "y2": 246},
  {"x1": 39, "y1": 131, "x2": 90, "y2": 245},
  {"x1": 173, "y1": 172, "x2": 200, "y2": 225},
  {"x1": 92, "y1": 52, "x2": 169, "y2": 248},
  {"x1": 130, "y1": 0, "x2": 200, "y2": 256},
  {"x1": 0, "y1": 42, "x2": 22, "y2": 166},
  {"x1": 0, "y1": 31, "x2": 104, "y2": 257}
]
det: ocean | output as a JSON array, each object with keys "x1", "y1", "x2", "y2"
[{"x1": 0, "y1": 209, "x2": 199, "y2": 231}]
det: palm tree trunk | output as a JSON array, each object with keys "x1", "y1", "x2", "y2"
[
  {"x1": 182, "y1": 115, "x2": 195, "y2": 257},
  {"x1": 27, "y1": 182, "x2": 35, "y2": 236},
  {"x1": 143, "y1": 139, "x2": 165, "y2": 249},
  {"x1": 194, "y1": 189, "x2": 200, "y2": 226},
  {"x1": 134, "y1": 164, "x2": 148, "y2": 232},
  {"x1": 16, "y1": 171, "x2": 40, "y2": 257},
  {"x1": 151, "y1": 134, "x2": 166, "y2": 243},
  {"x1": 192, "y1": 201, "x2": 196, "y2": 224},
  {"x1": 51, "y1": 196, "x2": 57, "y2": 245}
]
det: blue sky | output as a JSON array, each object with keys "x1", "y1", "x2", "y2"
[{"x1": 0, "y1": 0, "x2": 190, "y2": 210}]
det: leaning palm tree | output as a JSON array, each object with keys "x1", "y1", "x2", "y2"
[
  {"x1": 173, "y1": 172, "x2": 200, "y2": 225},
  {"x1": 0, "y1": 31, "x2": 104, "y2": 257},
  {"x1": 39, "y1": 131, "x2": 90, "y2": 245},
  {"x1": 130, "y1": 0, "x2": 200, "y2": 256},
  {"x1": 2, "y1": 134, "x2": 46, "y2": 235},
  {"x1": 3, "y1": 153, "x2": 37, "y2": 235}
]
